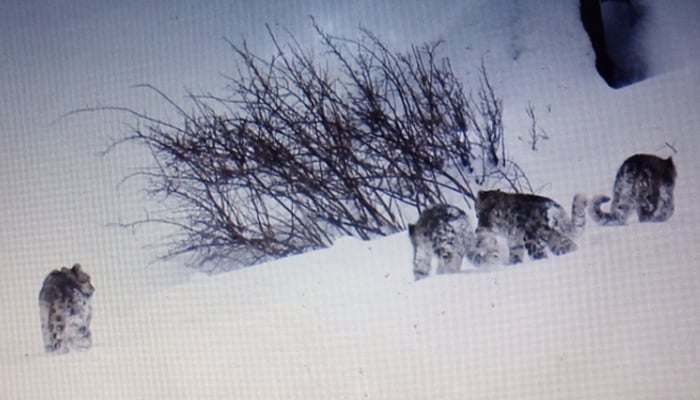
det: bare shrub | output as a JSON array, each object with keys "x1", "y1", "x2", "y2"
[
  {"x1": 95, "y1": 21, "x2": 530, "y2": 271},
  {"x1": 520, "y1": 102, "x2": 549, "y2": 151}
]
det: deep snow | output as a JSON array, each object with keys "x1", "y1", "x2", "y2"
[{"x1": 1, "y1": 1, "x2": 699, "y2": 399}]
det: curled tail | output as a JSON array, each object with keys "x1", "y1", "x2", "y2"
[{"x1": 590, "y1": 194, "x2": 625, "y2": 225}]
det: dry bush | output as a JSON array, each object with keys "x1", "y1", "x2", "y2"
[{"x1": 99, "y1": 21, "x2": 530, "y2": 271}]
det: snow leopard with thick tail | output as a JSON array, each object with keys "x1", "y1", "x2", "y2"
[
  {"x1": 591, "y1": 154, "x2": 676, "y2": 225},
  {"x1": 408, "y1": 204, "x2": 498, "y2": 280},
  {"x1": 475, "y1": 190, "x2": 587, "y2": 264},
  {"x1": 38, "y1": 264, "x2": 94, "y2": 353}
]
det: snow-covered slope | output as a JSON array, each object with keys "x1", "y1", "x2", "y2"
[{"x1": 1, "y1": 1, "x2": 699, "y2": 399}]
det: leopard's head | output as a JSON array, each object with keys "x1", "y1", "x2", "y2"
[{"x1": 62, "y1": 264, "x2": 95, "y2": 297}]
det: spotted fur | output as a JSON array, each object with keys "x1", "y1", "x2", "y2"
[
  {"x1": 475, "y1": 190, "x2": 587, "y2": 264},
  {"x1": 38, "y1": 264, "x2": 94, "y2": 353},
  {"x1": 591, "y1": 154, "x2": 676, "y2": 225},
  {"x1": 408, "y1": 204, "x2": 498, "y2": 280}
]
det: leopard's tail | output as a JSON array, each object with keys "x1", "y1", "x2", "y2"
[
  {"x1": 590, "y1": 194, "x2": 625, "y2": 225},
  {"x1": 570, "y1": 193, "x2": 588, "y2": 234}
]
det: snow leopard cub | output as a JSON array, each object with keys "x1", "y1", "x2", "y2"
[
  {"x1": 475, "y1": 190, "x2": 587, "y2": 264},
  {"x1": 38, "y1": 264, "x2": 94, "y2": 353},
  {"x1": 591, "y1": 154, "x2": 676, "y2": 225},
  {"x1": 408, "y1": 204, "x2": 498, "y2": 280}
]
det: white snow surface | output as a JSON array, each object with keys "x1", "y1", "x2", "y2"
[{"x1": 2, "y1": 1, "x2": 699, "y2": 399}]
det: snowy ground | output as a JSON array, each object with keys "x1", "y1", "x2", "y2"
[{"x1": 1, "y1": 1, "x2": 699, "y2": 399}]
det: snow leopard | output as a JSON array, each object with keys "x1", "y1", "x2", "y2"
[
  {"x1": 38, "y1": 264, "x2": 94, "y2": 353},
  {"x1": 408, "y1": 204, "x2": 498, "y2": 280},
  {"x1": 591, "y1": 154, "x2": 676, "y2": 225},
  {"x1": 475, "y1": 190, "x2": 587, "y2": 264}
]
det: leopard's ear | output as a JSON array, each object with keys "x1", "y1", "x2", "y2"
[
  {"x1": 666, "y1": 156, "x2": 677, "y2": 173},
  {"x1": 71, "y1": 264, "x2": 82, "y2": 273}
]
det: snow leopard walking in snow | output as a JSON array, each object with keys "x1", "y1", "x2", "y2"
[
  {"x1": 408, "y1": 204, "x2": 498, "y2": 280},
  {"x1": 38, "y1": 264, "x2": 94, "y2": 353},
  {"x1": 475, "y1": 190, "x2": 587, "y2": 264},
  {"x1": 590, "y1": 154, "x2": 676, "y2": 225}
]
